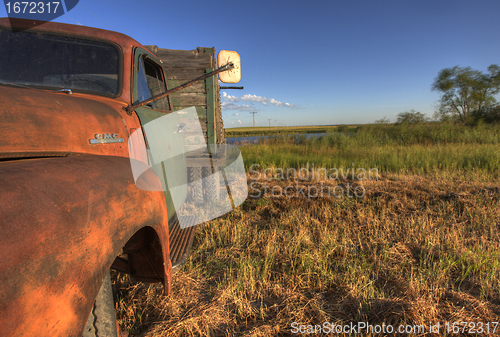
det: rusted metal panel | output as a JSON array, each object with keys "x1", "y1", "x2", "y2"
[
  {"x1": 111, "y1": 256, "x2": 130, "y2": 274},
  {"x1": 171, "y1": 226, "x2": 195, "y2": 263},
  {"x1": 168, "y1": 216, "x2": 197, "y2": 268},
  {"x1": 125, "y1": 227, "x2": 168, "y2": 283},
  {"x1": 0, "y1": 86, "x2": 132, "y2": 158},
  {"x1": 0, "y1": 19, "x2": 149, "y2": 161},
  {"x1": 0, "y1": 155, "x2": 170, "y2": 337}
]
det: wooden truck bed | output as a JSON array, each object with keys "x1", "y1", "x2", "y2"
[{"x1": 145, "y1": 46, "x2": 225, "y2": 146}]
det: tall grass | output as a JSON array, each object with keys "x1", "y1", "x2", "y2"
[
  {"x1": 353, "y1": 122, "x2": 500, "y2": 145},
  {"x1": 240, "y1": 123, "x2": 500, "y2": 178}
]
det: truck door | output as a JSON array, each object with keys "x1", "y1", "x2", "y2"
[{"x1": 131, "y1": 48, "x2": 187, "y2": 222}]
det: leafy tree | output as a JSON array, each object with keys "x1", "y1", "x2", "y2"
[
  {"x1": 470, "y1": 104, "x2": 500, "y2": 124},
  {"x1": 396, "y1": 109, "x2": 427, "y2": 124},
  {"x1": 432, "y1": 64, "x2": 500, "y2": 121},
  {"x1": 432, "y1": 110, "x2": 452, "y2": 122},
  {"x1": 375, "y1": 116, "x2": 391, "y2": 124}
]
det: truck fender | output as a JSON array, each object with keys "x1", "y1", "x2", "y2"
[{"x1": 0, "y1": 154, "x2": 170, "y2": 337}]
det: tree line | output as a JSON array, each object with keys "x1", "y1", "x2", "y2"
[
  {"x1": 377, "y1": 64, "x2": 500, "y2": 124},
  {"x1": 432, "y1": 64, "x2": 500, "y2": 123}
]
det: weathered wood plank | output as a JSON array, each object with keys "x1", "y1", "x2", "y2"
[
  {"x1": 166, "y1": 80, "x2": 205, "y2": 93},
  {"x1": 145, "y1": 46, "x2": 212, "y2": 56},
  {"x1": 155, "y1": 48, "x2": 211, "y2": 60},
  {"x1": 144, "y1": 45, "x2": 159, "y2": 54},
  {"x1": 206, "y1": 68, "x2": 216, "y2": 146},
  {"x1": 164, "y1": 67, "x2": 206, "y2": 80},
  {"x1": 159, "y1": 57, "x2": 211, "y2": 68},
  {"x1": 215, "y1": 81, "x2": 225, "y2": 144},
  {"x1": 147, "y1": 48, "x2": 212, "y2": 68},
  {"x1": 169, "y1": 92, "x2": 206, "y2": 107}
]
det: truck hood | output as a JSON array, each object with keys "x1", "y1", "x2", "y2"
[{"x1": 0, "y1": 85, "x2": 130, "y2": 158}]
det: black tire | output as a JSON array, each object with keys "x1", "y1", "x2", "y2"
[
  {"x1": 202, "y1": 166, "x2": 220, "y2": 202},
  {"x1": 82, "y1": 271, "x2": 118, "y2": 337},
  {"x1": 188, "y1": 167, "x2": 203, "y2": 204}
]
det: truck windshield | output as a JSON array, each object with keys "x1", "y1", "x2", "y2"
[{"x1": 0, "y1": 29, "x2": 120, "y2": 96}]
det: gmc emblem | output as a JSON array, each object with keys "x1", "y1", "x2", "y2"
[{"x1": 89, "y1": 133, "x2": 124, "y2": 144}]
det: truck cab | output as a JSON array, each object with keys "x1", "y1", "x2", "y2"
[{"x1": 0, "y1": 18, "x2": 245, "y2": 337}]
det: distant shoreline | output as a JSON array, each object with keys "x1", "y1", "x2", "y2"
[{"x1": 225, "y1": 125, "x2": 357, "y2": 137}]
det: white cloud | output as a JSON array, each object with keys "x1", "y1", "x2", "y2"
[
  {"x1": 222, "y1": 92, "x2": 240, "y2": 102},
  {"x1": 240, "y1": 94, "x2": 268, "y2": 103},
  {"x1": 240, "y1": 94, "x2": 295, "y2": 108},
  {"x1": 221, "y1": 102, "x2": 241, "y2": 110},
  {"x1": 232, "y1": 113, "x2": 239, "y2": 116},
  {"x1": 221, "y1": 93, "x2": 296, "y2": 110},
  {"x1": 221, "y1": 102, "x2": 255, "y2": 111},
  {"x1": 238, "y1": 120, "x2": 242, "y2": 124}
]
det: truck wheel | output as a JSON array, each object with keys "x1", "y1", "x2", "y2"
[
  {"x1": 202, "y1": 166, "x2": 220, "y2": 202},
  {"x1": 83, "y1": 271, "x2": 118, "y2": 337},
  {"x1": 188, "y1": 167, "x2": 203, "y2": 204}
]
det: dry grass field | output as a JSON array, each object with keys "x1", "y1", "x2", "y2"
[
  {"x1": 113, "y1": 123, "x2": 500, "y2": 336},
  {"x1": 113, "y1": 172, "x2": 500, "y2": 336}
]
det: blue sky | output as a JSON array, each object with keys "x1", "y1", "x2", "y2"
[{"x1": 2, "y1": 0, "x2": 499, "y2": 127}]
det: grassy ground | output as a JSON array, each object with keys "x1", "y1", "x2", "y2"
[
  {"x1": 113, "y1": 123, "x2": 500, "y2": 336},
  {"x1": 240, "y1": 123, "x2": 500, "y2": 178}
]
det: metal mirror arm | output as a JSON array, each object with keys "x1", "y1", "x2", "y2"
[{"x1": 124, "y1": 63, "x2": 234, "y2": 114}]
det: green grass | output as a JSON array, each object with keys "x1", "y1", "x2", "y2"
[{"x1": 239, "y1": 123, "x2": 500, "y2": 179}]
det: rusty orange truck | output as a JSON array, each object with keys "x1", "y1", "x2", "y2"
[{"x1": 0, "y1": 18, "x2": 245, "y2": 337}]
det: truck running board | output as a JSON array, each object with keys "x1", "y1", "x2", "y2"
[{"x1": 169, "y1": 216, "x2": 198, "y2": 273}]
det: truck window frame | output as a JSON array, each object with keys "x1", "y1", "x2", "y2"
[
  {"x1": 0, "y1": 26, "x2": 124, "y2": 98},
  {"x1": 133, "y1": 49, "x2": 171, "y2": 113}
]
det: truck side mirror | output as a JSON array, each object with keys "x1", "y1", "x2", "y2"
[{"x1": 217, "y1": 50, "x2": 241, "y2": 83}]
